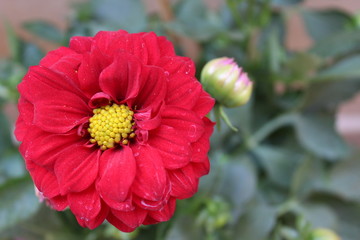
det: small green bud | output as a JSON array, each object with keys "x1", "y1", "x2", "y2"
[
  {"x1": 310, "y1": 228, "x2": 341, "y2": 240},
  {"x1": 201, "y1": 57, "x2": 253, "y2": 108}
]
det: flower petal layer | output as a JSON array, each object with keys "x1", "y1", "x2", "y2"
[
  {"x1": 96, "y1": 147, "x2": 136, "y2": 208},
  {"x1": 54, "y1": 145, "x2": 99, "y2": 194}
]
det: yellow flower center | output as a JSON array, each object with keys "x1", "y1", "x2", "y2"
[{"x1": 88, "y1": 103, "x2": 135, "y2": 150}]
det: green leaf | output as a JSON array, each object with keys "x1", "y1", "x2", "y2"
[
  {"x1": 217, "y1": 159, "x2": 257, "y2": 220},
  {"x1": 302, "y1": 79, "x2": 360, "y2": 113},
  {"x1": 291, "y1": 157, "x2": 326, "y2": 199},
  {"x1": 325, "y1": 155, "x2": 360, "y2": 202},
  {"x1": 310, "y1": 29, "x2": 360, "y2": 58},
  {"x1": 23, "y1": 21, "x2": 64, "y2": 43},
  {"x1": 298, "y1": 203, "x2": 338, "y2": 229},
  {"x1": 0, "y1": 153, "x2": 26, "y2": 185},
  {"x1": 165, "y1": 216, "x2": 203, "y2": 240},
  {"x1": 293, "y1": 113, "x2": 349, "y2": 160},
  {"x1": 90, "y1": 0, "x2": 147, "y2": 33},
  {"x1": 255, "y1": 146, "x2": 303, "y2": 187},
  {"x1": 0, "y1": 111, "x2": 12, "y2": 154},
  {"x1": 301, "y1": 9, "x2": 354, "y2": 42},
  {"x1": 170, "y1": 0, "x2": 224, "y2": 41},
  {"x1": 272, "y1": 0, "x2": 303, "y2": 7},
  {"x1": 285, "y1": 53, "x2": 322, "y2": 83},
  {"x1": 0, "y1": 177, "x2": 41, "y2": 232},
  {"x1": 232, "y1": 197, "x2": 277, "y2": 240},
  {"x1": 22, "y1": 43, "x2": 44, "y2": 67},
  {"x1": 315, "y1": 55, "x2": 360, "y2": 81},
  {"x1": 327, "y1": 201, "x2": 360, "y2": 240}
]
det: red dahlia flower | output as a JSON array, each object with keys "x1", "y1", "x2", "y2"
[{"x1": 15, "y1": 30, "x2": 214, "y2": 232}]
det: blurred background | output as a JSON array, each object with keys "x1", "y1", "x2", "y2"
[{"x1": 1, "y1": 0, "x2": 360, "y2": 240}]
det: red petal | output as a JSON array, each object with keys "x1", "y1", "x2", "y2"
[
  {"x1": 100, "y1": 194, "x2": 135, "y2": 212},
  {"x1": 19, "y1": 66, "x2": 85, "y2": 100},
  {"x1": 21, "y1": 128, "x2": 83, "y2": 167},
  {"x1": 77, "y1": 46, "x2": 111, "y2": 98},
  {"x1": 134, "y1": 102, "x2": 163, "y2": 131},
  {"x1": 111, "y1": 207, "x2": 147, "y2": 229},
  {"x1": 107, "y1": 212, "x2": 136, "y2": 232},
  {"x1": 165, "y1": 74, "x2": 202, "y2": 109},
  {"x1": 69, "y1": 36, "x2": 93, "y2": 53},
  {"x1": 157, "y1": 36, "x2": 176, "y2": 57},
  {"x1": 99, "y1": 53, "x2": 141, "y2": 102},
  {"x1": 14, "y1": 115, "x2": 28, "y2": 142},
  {"x1": 89, "y1": 92, "x2": 111, "y2": 108},
  {"x1": 68, "y1": 186, "x2": 102, "y2": 221},
  {"x1": 191, "y1": 118, "x2": 214, "y2": 163},
  {"x1": 142, "y1": 215, "x2": 159, "y2": 225},
  {"x1": 15, "y1": 97, "x2": 34, "y2": 141},
  {"x1": 75, "y1": 200, "x2": 109, "y2": 229},
  {"x1": 191, "y1": 160, "x2": 210, "y2": 178},
  {"x1": 93, "y1": 30, "x2": 128, "y2": 55},
  {"x1": 148, "y1": 125, "x2": 191, "y2": 169},
  {"x1": 48, "y1": 195, "x2": 68, "y2": 211},
  {"x1": 96, "y1": 147, "x2": 136, "y2": 205},
  {"x1": 17, "y1": 96, "x2": 34, "y2": 123},
  {"x1": 117, "y1": 33, "x2": 149, "y2": 65},
  {"x1": 45, "y1": 54, "x2": 82, "y2": 87},
  {"x1": 94, "y1": 31, "x2": 151, "y2": 65},
  {"x1": 148, "y1": 197, "x2": 176, "y2": 222},
  {"x1": 18, "y1": 67, "x2": 90, "y2": 133},
  {"x1": 131, "y1": 145, "x2": 168, "y2": 201},
  {"x1": 157, "y1": 56, "x2": 195, "y2": 76},
  {"x1": 40, "y1": 47, "x2": 78, "y2": 67},
  {"x1": 33, "y1": 91, "x2": 90, "y2": 133},
  {"x1": 161, "y1": 106, "x2": 205, "y2": 142},
  {"x1": 192, "y1": 90, "x2": 215, "y2": 117},
  {"x1": 133, "y1": 184, "x2": 170, "y2": 211},
  {"x1": 134, "y1": 66, "x2": 167, "y2": 109},
  {"x1": 168, "y1": 164, "x2": 199, "y2": 199},
  {"x1": 25, "y1": 159, "x2": 60, "y2": 198},
  {"x1": 141, "y1": 32, "x2": 161, "y2": 64},
  {"x1": 54, "y1": 145, "x2": 99, "y2": 195}
]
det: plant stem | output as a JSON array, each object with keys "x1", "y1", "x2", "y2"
[
  {"x1": 219, "y1": 105, "x2": 238, "y2": 132},
  {"x1": 247, "y1": 112, "x2": 295, "y2": 149},
  {"x1": 230, "y1": 112, "x2": 295, "y2": 156}
]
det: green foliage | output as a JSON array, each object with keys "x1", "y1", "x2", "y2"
[
  {"x1": 301, "y1": 9, "x2": 354, "y2": 42},
  {"x1": 0, "y1": 177, "x2": 41, "y2": 232},
  {"x1": 23, "y1": 21, "x2": 65, "y2": 44},
  {"x1": 1, "y1": 0, "x2": 360, "y2": 239}
]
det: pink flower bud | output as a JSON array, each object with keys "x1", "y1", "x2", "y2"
[{"x1": 201, "y1": 57, "x2": 253, "y2": 108}]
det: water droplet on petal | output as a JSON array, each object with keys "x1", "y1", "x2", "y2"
[{"x1": 188, "y1": 125, "x2": 197, "y2": 138}]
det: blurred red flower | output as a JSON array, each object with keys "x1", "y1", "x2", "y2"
[{"x1": 15, "y1": 30, "x2": 214, "y2": 232}]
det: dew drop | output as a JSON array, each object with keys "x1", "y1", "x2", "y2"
[{"x1": 188, "y1": 125, "x2": 197, "y2": 138}]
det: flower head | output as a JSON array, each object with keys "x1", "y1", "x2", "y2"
[
  {"x1": 15, "y1": 30, "x2": 214, "y2": 232},
  {"x1": 201, "y1": 57, "x2": 253, "y2": 108}
]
